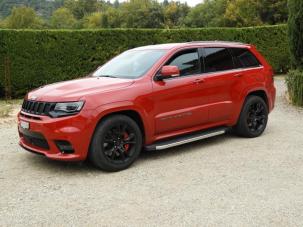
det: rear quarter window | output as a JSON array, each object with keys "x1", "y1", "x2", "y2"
[{"x1": 230, "y1": 48, "x2": 261, "y2": 68}]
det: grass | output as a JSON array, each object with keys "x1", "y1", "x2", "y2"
[{"x1": 0, "y1": 99, "x2": 22, "y2": 118}]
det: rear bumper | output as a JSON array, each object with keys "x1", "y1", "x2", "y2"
[
  {"x1": 18, "y1": 109, "x2": 96, "y2": 161},
  {"x1": 268, "y1": 85, "x2": 276, "y2": 112}
]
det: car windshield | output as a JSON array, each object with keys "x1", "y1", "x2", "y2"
[{"x1": 93, "y1": 49, "x2": 167, "y2": 79}]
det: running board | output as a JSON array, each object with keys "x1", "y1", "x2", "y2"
[{"x1": 145, "y1": 127, "x2": 228, "y2": 151}]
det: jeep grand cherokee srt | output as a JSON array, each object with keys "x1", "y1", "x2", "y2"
[{"x1": 18, "y1": 41, "x2": 276, "y2": 171}]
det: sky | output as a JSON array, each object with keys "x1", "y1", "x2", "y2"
[{"x1": 111, "y1": 0, "x2": 203, "y2": 7}]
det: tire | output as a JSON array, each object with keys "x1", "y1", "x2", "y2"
[
  {"x1": 89, "y1": 115, "x2": 143, "y2": 171},
  {"x1": 234, "y1": 95, "x2": 268, "y2": 138}
]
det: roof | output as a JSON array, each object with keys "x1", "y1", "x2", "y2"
[{"x1": 133, "y1": 41, "x2": 250, "y2": 51}]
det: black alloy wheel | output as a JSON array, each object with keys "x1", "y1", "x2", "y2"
[
  {"x1": 89, "y1": 115, "x2": 143, "y2": 171},
  {"x1": 246, "y1": 102, "x2": 267, "y2": 134},
  {"x1": 235, "y1": 95, "x2": 268, "y2": 138},
  {"x1": 102, "y1": 123, "x2": 137, "y2": 164}
]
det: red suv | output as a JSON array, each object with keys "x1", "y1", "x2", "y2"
[{"x1": 18, "y1": 42, "x2": 276, "y2": 171}]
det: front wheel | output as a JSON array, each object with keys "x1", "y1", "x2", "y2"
[
  {"x1": 234, "y1": 95, "x2": 268, "y2": 138},
  {"x1": 89, "y1": 115, "x2": 143, "y2": 171}
]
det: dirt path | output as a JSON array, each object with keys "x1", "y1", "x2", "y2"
[{"x1": 0, "y1": 78, "x2": 303, "y2": 226}]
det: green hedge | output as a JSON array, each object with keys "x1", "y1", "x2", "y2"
[
  {"x1": 286, "y1": 70, "x2": 303, "y2": 106},
  {"x1": 0, "y1": 25, "x2": 290, "y2": 98}
]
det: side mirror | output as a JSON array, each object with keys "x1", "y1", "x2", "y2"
[{"x1": 157, "y1": 65, "x2": 180, "y2": 80}]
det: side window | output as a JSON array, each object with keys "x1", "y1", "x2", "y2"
[
  {"x1": 230, "y1": 48, "x2": 261, "y2": 68},
  {"x1": 203, "y1": 48, "x2": 234, "y2": 73},
  {"x1": 166, "y1": 49, "x2": 200, "y2": 76}
]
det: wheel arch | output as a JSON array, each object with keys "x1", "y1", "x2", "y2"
[
  {"x1": 231, "y1": 88, "x2": 270, "y2": 126},
  {"x1": 100, "y1": 110, "x2": 146, "y2": 140},
  {"x1": 246, "y1": 89, "x2": 269, "y2": 109},
  {"x1": 92, "y1": 102, "x2": 150, "y2": 144}
]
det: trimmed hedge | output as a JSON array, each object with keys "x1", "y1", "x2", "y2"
[
  {"x1": 286, "y1": 70, "x2": 303, "y2": 106},
  {"x1": 0, "y1": 25, "x2": 290, "y2": 98},
  {"x1": 288, "y1": 0, "x2": 303, "y2": 69}
]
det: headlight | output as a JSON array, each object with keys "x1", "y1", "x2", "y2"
[{"x1": 49, "y1": 101, "x2": 84, "y2": 118}]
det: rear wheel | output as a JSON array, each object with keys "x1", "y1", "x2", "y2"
[
  {"x1": 89, "y1": 115, "x2": 143, "y2": 171},
  {"x1": 234, "y1": 95, "x2": 268, "y2": 138}
]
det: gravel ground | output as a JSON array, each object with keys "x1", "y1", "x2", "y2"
[{"x1": 1, "y1": 77, "x2": 303, "y2": 226}]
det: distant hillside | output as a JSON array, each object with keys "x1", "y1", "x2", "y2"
[{"x1": 0, "y1": 0, "x2": 64, "y2": 18}]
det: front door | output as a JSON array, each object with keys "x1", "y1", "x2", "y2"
[{"x1": 152, "y1": 48, "x2": 209, "y2": 135}]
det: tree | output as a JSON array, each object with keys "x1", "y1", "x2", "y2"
[
  {"x1": 113, "y1": 0, "x2": 120, "y2": 8},
  {"x1": 4, "y1": 6, "x2": 44, "y2": 29},
  {"x1": 83, "y1": 12, "x2": 103, "y2": 28},
  {"x1": 259, "y1": 0, "x2": 287, "y2": 25},
  {"x1": 288, "y1": 0, "x2": 303, "y2": 69},
  {"x1": 224, "y1": 0, "x2": 262, "y2": 27},
  {"x1": 0, "y1": 18, "x2": 4, "y2": 27},
  {"x1": 163, "y1": 0, "x2": 169, "y2": 7},
  {"x1": 164, "y1": 1, "x2": 189, "y2": 28},
  {"x1": 145, "y1": 2, "x2": 164, "y2": 28},
  {"x1": 51, "y1": 7, "x2": 76, "y2": 29},
  {"x1": 0, "y1": 0, "x2": 289, "y2": 29},
  {"x1": 184, "y1": 0, "x2": 227, "y2": 27},
  {"x1": 0, "y1": 0, "x2": 64, "y2": 19},
  {"x1": 103, "y1": 7, "x2": 123, "y2": 28},
  {"x1": 119, "y1": 0, "x2": 164, "y2": 28},
  {"x1": 64, "y1": 0, "x2": 98, "y2": 19}
]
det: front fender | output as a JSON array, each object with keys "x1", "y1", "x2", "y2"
[{"x1": 90, "y1": 101, "x2": 154, "y2": 144}]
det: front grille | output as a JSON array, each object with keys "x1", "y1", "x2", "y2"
[{"x1": 22, "y1": 100, "x2": 56, "y2": 116}]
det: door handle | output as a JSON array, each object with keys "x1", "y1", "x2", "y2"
[
  {"x1": 234, "y1": 73, "x2": 243, "y2": 78},
  {"x1": 193, "y1": 78, "x2": 205, "y2": 84}
]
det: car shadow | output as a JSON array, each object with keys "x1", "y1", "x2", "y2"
[
  {"x1": 139, "y1": 133, "x2": 235, "y2": 161},
  {"x1": 23, "y1": 132, "x2": 240, "y2": 173},
  {"x1": 24, "y1": 154, "x2": 100, "y2": 173}
]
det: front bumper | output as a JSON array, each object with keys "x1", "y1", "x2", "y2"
[{"x1": 18, "y1": 109, "x2": 95, "y2": 161}]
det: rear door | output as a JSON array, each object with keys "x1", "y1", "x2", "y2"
[{"x1": 200, "y1": 47, "x2": 242, "y2": 123}]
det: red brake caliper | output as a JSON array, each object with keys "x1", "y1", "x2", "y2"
[{"x1": 123, "y1": 132, "x2": 130, "y2": 153}]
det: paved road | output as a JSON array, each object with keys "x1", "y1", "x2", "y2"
[{"x1": 1, "y1": 78, "x2": 303, "y2": 226}]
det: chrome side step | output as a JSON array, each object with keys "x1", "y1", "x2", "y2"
[{"x1": 145, "y1": 127, "x2": 228, "y2": 151}]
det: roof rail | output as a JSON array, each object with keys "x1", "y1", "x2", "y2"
[{"x1": 186, "y1": 40, "x2": 247, "y2": 45}]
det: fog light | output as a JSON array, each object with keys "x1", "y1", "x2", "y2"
[{"x1": 55, "y1": 140, "x2": 74, "y2": 154}]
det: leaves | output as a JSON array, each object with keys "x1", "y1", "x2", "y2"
[
  {"x1": 286, "y1": 70, "x2": 303, "y2": 106},
  {"x1": 288, "y1": 0, "x2": 303, "y2": 69},
  {"x1": 3, "y1": 6, "x2": 45, "y2": 29},
  {"x1": 51, "y1": 7, "x2": 76, "y2": 29},
  {"x1": 0, "y1": 0, "x2": 289, "y2": 29}
]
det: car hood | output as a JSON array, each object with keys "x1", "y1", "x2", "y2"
[{"x1": 26, "y1": 77, "x2": 134, "y2": 102}]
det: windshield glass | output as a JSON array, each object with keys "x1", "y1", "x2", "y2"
[{"x1": 92, "y1": 49, "x2": 167, "y2": 79}]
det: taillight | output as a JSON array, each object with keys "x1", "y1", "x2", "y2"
[
  {"x1": 267, "y1": 66, "x2": 274, "y2": 84},
  {"x1": 268, "y1": 66, "x2": 274, "y2": 76}
]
